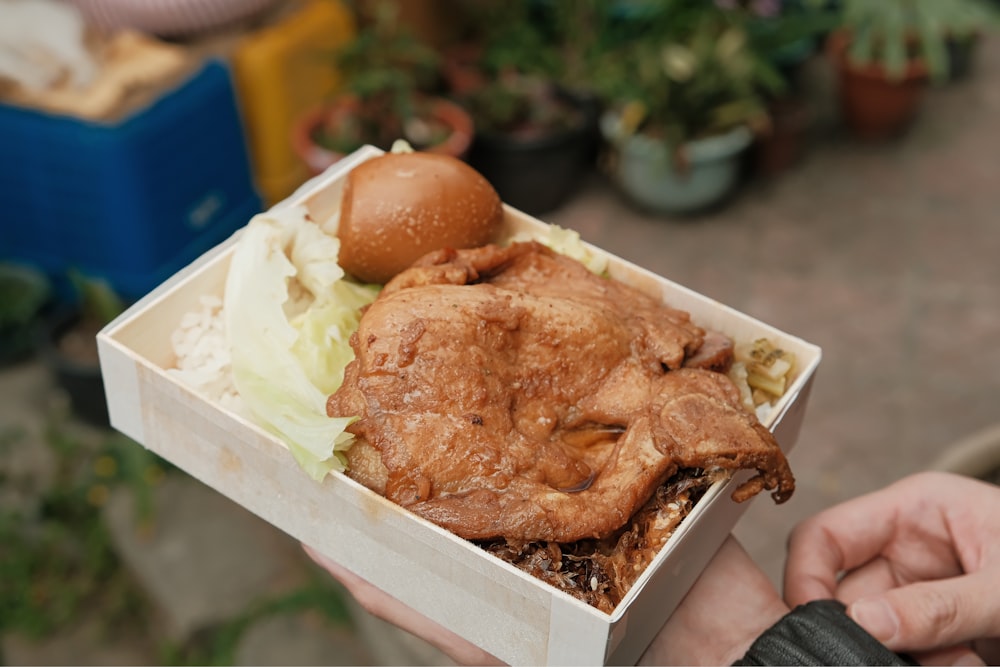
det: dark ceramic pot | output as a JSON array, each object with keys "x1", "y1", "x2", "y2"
[
  {"x1": 752, "y1": 96, "x2": 814, "y2": 177},
  {"x1": 40, "y1": 308, "x2": 110, "y2": 428},
  {"x1": 467, "y1": 91, "x2": 601, "y2": 216},
  {"x1": 945, "y1": 34, "x2": 978, "y2": 82}
]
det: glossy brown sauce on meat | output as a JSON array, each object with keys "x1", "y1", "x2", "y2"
[{"x1": 327, "y1": 241, "x2": 795, "y2": 608}]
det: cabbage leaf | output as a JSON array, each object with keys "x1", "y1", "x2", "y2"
[
  {"x1": 509, "y1": 224, "x2": 609, "y2": 276},
  {"x1": 224, "y1": 206, "x2": 379, "y2": 480}
]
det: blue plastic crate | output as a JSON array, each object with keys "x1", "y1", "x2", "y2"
[{"x1": 0, "y1": 59, "x2": 262, "y2": 301}]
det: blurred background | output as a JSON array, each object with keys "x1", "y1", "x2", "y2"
[{"x1": 2, "y1": 0, "x2": 1000, "y2": 664}]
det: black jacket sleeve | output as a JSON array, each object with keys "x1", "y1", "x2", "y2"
[{"x1": 733, "y1": 599, "x2": 918, "y2": 666}]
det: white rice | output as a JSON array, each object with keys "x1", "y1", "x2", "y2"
[{"x1": 166, "y1": 294, "x2": 247, "y2": 417}]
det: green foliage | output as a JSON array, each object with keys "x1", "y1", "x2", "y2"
[
  {"x1": 317, "y1": 0, "x2": 445, "y2": 152},
  {"x1": 458, "y1": 71, "x2": 586, "y2": 137},
  {"x1": 162, "y1": 581, "x2": 354, "y2": 666},
  {"x1": 473, "y1": 1, "x2": 563, "y2": 80},
  {"x1": 0, "y1": 263, "x2": 51, "y2": 364},
  {"x1": 453, "y1": 0, "x2": 600, "y2": 137},
  {"x1": 67, "y1": 268, "x2": 125, "y2": 327},
  {"x1": 455, "y1": 0, "x2": 836, "y2": 144},
  {"x1": 0, "y1": 423, "x2": 163, "y2": 640},
  {"x1": 837, "y1": 0, "x2": 1000, "y2": 81},
  {"x1": 744, "y1": 0, "x2": 839, "y2": 76},
  {"x1": 596, "y1": 0, "x2": 788, "y2": 148},
  {"x1": 0, "y1": 263, "x2": 51, "y2": 329},
  {"x1": 0, "y1": 417, "x2": 353, "y2": 665}
]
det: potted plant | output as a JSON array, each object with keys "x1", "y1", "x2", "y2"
[
  {"x1": 742, "y1": 0, "x2": 838, "y2": 176},
  {"x1": 444, "y1": 0, "x2": 603, "y2": 215},
  {"x1": 291, "y1": 0, "x2": 473, "y2": 175},
  {"x1": 0, "y1": 261, "x2": 52, "y2": 367},
  {"x1": 941, "y1": 0, "x2": 1000, "y2": 82},
  {"x1": 597, "y1": 1, "x2": 785, "y2": 214},
  {"x1": 40, "y1": 270, "x2": 126, "y2": 428},
  {"x1": 826, "y1": 0, "x2": 998, "y2": 141}
]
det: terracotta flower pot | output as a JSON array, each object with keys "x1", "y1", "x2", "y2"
[
  {"x1": 827, "y1": 30, "x2": 929, "y2": 141},
  {"x1": 291, "y1": 95, "x2": 475, "y2": 176}
]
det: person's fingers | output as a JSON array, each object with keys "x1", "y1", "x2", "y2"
[
  {"x1": 784, "y1": 472, "x2": 973, "y2": 606},
  {"x1": 846, "y1": 571, "x2": 1000, "y2": 655},
  {"x1": 783, "y1": 493, "x2": 901, "y2": 605},
  {"x1": 834, "y1": 556, "x2": 897, "y2": 605},
  {"x1": 302, "y1": 545, "x2": 504, "y2": 666},
  {"x1": 836, "y1": 565, "x2": 991, "y2": 665},
  {"x1": 912, "y1": 645, "x2": 985, "y2": 667}
]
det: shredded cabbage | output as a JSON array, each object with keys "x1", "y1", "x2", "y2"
[
  {"x1": 224, "y1": 206, "x2": 379, "y2": 480},
  {"x1": 510, "y1": 224, "x2": 609, "y2": 276}
]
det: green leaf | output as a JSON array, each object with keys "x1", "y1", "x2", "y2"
[
  {"x1": 68, "y1": 268, "x2": 125, "y2": 325},
  {"x1": 661, "y1": 44, "x2": 697, "y2": 81},
  {"x1": 716, "y1": 27, "x2": 747, "y2": 62},
  {"x1": 881, "y1": 0, "x2": 908, "y2": 81},
  {"x1": 915, "y1": 0, "x2": 949, "y2": 80}
]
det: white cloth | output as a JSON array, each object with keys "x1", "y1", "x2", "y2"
[{"x1": 0, "y1": 0, "x2": 97, "y2": 91}]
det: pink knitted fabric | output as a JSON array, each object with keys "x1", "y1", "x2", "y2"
[{"x1": 69, "y1": 0, "x2": 280, "y2": 37}]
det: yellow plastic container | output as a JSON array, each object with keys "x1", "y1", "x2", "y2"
[{"x1": 231, "y1": 0, "x2": 355, "y2": 205}]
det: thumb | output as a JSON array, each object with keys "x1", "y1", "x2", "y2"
[{"x1": 847, "y1": 572, "x2": 1000, "y2": 653}]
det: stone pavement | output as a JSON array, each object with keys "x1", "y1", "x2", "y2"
[{"x1": 4, "y1": 35, "x2": 1000, "y2": 666}]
